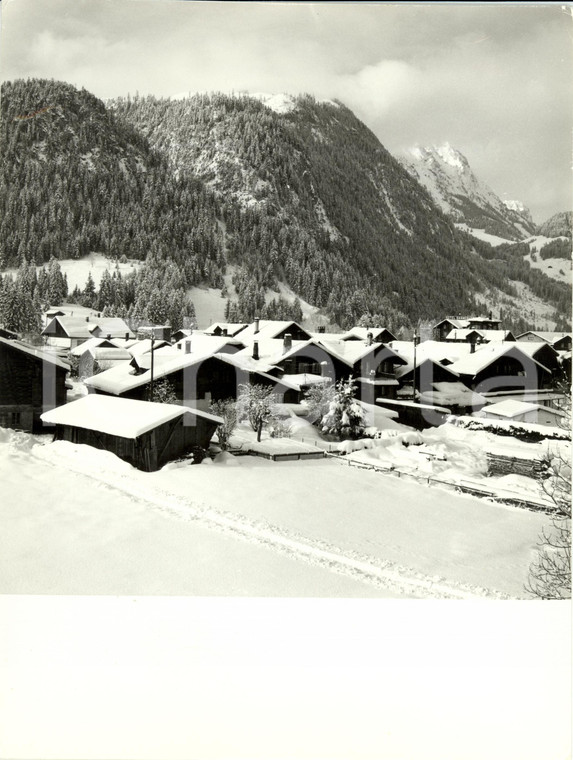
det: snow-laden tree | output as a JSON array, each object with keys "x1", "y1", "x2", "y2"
[
  {"x1": 210, "y1": 398, "x2": 238, "y2": 451},
  {"x1": 320, "y1": 377, "x2": 365, "y2": 440},
  {"x1": 303, "y1": 379, "x2": 335, "y2": 425},
  {"x1": 237, "y1": 383, "x2": 276, "y2": 443},
  {"x1": 526, "y1": 391, "x2": 571, "y2": 599},
  {"x1": 147, "y1": 377, "x2": 178, "y2": 404}
]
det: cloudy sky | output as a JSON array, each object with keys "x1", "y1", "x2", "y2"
[{"x1": 1, "y1": 0, "x2": 571, "y2": 222}]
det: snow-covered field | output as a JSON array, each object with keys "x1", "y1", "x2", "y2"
[
  {"x1": 189, "y1": 271, "x2": 322, "y2": 329},
  {"x1": 2, "y1": 252, "x2": 141, "y2": 291},
  {"x1": 0, "y1": 425, "x2": 552, "y2": 599},
  {"x1": 455, "y1": 223, "x2": 513, "y2": 247},
  {"x1": 523, "y1": 235, "x2": 572, "y2": 285}
]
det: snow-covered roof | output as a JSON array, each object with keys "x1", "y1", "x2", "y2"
[
  {"x1": 84, "y1": 342, "x2": 299, "y2": 396},
  {"x1": 0, "y1": 336, "x2": 69, "y2": 370},
  {"x1": 308, "y1": 332, "x2": 345, "y2": 341},
  {"x1": 481, "y1": 400, "x2": 565, "y2": 419},
  {"x1": 45, "y1": 304, "x2": 100, "y2": 318},
  {"x1": 444, "y1": 329, "x2": 513, "y2": 342},
  {"x1": 91, "y1": 348, "x2": 132, "y2": 362},
  {"x1": 237, "y1": 320, "x2": 310, "y2": 341},
  {"x1": 433, "y1": 318, "x2": 468, "y2": 329},
  {"x1": 507, "y1": 341, "x2": 558, "y2": 360},
  {"x1": 516, "y1": 331, "x2": 571, "y2": 345},
  {"x1": 419, "y1": 382, "x2": 487, "y2": 407},
  {"x1": 317, "y1": 337, "x2": 405, "y2": 367},
  {"x1": 448, "y1": 343, "x2": 550, "y2": 377},
  {"x1": 231, "y1": 338, "x2": 315, "y2": 372},
  {"x1": 42, "y1": 316, "x2": 134, "y2": 340},
  {"x1": 391, "y1": 341, "x2": 472, "y2": 378},
  {"x1": 340, "y1": 326, "x2": 397, "y2": 342},
  {"x1": 41, "y1": 395, "x2": 223, "y2": 438},
  {"x1": 203, "y1": 322, "x2": 249, "y2": 337},
  {"x1": 88, "y1": 318, "x2": 135, "y2": 337},
  {"x1": 214, "y1": 352, "x2": 300, "y2": 390},
  {"x1": 128, "y1": 338, "x2": 171, "y2": 357},
  {"x1": 174, "y1": 333, "x2": 245, "y2": 353},
  {"x1": 356, "y1": 377, "x2": 399, "y2": 386},
  {"x1": 375, "y1": 398, "x2": 450, "y2": 414},
  {"x1": 277, "y1": 373, "x2": 330, "y2": 387},
  {"x1": 70, "y1": 337, "x2": 121, "y2": 357}
]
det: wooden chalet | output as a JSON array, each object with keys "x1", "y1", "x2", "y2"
[
  {"x1": 230, "y1": 333, "x2": 406, "y2": 403},
  {"x1": 479, "y1": 399, "x2": 566, "y2": 428},
  {"x1": 41, "y1": 395, "x2": 223, "y2": 472},
  {"x1": 340, "y1": 327, "x2": 398, "y2": 344},
  {"x1": 236, "y1": 318, "x2": 312, "y2": 342},
  {"x1": 0, "y1": 336, "x2": 68, "y2": 431},
  {"x1": 433, "y1": 315, "x2": 502, "y2": 342},
  {"x1": 85, "y1": 342, "x2": 301, "y2": 408},
  {"x1": 447, "y1": 343, "x2": 553, "y2": 393},
  {"x1": 42, "y1": 315, "x2": 134, "y2": 349},
  {"x1": 516, "y1": 331, "x2": 572, "y2": 352}
]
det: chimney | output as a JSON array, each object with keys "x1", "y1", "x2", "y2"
[
  {"x1": 252, "y1": 340, "x2": 259, "y2": 360},
  {"x1": 222, "y1": 328, "x2": 228, "y2": 336},
  {"x1": 318, "y1": 326, "x2": 325, "y2": 334},
  {"x1": 471, "y1": 342, "x2": 476, "y2": 354},
  {"x1": 185, "y1": 340, "x2": 191, "y2": 354},
  {"x1": 254, "y1": 317, "x2": 260, "y2": 334},
  {"x1": 125, "y1": 332, "x2": 129, "y2": 341},
  {"x1": 366, "y1": 331, "x2": 374, "y2": 346},
  {"x1": 85, "y1": 317, "x2": 89, "y2": 322},
  {"x1": 283, "y1": 333, "x2": 292, "y2": 353},
  {"x1": 488, "y1": 310, "x2": 493, "y2": 321},
  {"x1": 107, "y1": 334, "x2": 111, "y2": 340}
]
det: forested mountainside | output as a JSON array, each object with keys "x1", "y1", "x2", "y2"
[
  {"x1": 0, "y1": 79, "x2": 569, "y2": 331},
  {"x1": 538, "y1": 211, "x2": 572, "y2": 239},
  {"x1": 0, "y1": 79, "x2": 224, "y2": 281},
  {"x1": 398, "y1": 144, "x2": 537, "y2": 242}
]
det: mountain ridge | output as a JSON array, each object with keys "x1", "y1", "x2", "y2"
[
  {"x1": 1, "y1": 79, "x2": 569, "y2": 332},
  {"x1": 398, "y1": 143, "x2": 537, "y2": 242}
]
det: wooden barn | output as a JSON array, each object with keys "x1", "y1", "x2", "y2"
[
  {"x1": 41, "y1": 395, "x2": 223, "y2": 472},
  {"x1": 0, "y1": 336, "x2": 68, "y2": 431}
]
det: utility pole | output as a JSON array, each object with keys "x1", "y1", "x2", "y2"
[
  {"x1": 150, "y1": 332, "x2": 155, "y2": 401},
  {"x1": 412, "y1": 329, "x2": 418, "y2": 401}
]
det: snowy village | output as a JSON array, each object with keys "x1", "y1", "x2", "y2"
[
  {"x1": 0, "y1": 289, "x2": 571, "y2": 600},
  {"x1": 0, "y1": 3, "x2": 571, "y2": 607},
  {"x1": 2, "y1": 4, "x2": 573, "y2": 760}
]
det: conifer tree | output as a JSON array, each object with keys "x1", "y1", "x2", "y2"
[{"x1": 320, "y1": 377, "x2": 365, "y2": 440}]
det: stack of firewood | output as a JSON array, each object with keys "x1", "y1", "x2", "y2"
[{"x1": 486, "y1": 451, "x2": 548, "y2": 480}]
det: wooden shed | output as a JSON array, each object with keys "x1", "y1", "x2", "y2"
[
  {"x1": 41, "y1": 395, "x2": 223, "y2": 472},
  {"x1": 0, "y1": 336, "x2": 68, "y2": 431}
]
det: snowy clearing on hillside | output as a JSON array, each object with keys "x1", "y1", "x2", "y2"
[
  {"x1": 187, "y1": 284, "x2": 228, "y2": 328},
  {"x1": 2, "y1": 253, "x2": 141, "y2": 291},
  {"x1": 0, "y1": 425, "x2": 551, "y2": 599},
  {"x1": 189, "y1": 266, "x2": 323, "y2": 329},
  {"x1": 456, "y1": 223, "x2": 513, "y2": 246},
  {"x1": 523, "y1": 235, "x2": 572, "y2": 285}
]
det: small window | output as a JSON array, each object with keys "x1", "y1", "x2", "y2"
[{"x1": 10, "y1": 412, "x2": 21, "y2": 427}]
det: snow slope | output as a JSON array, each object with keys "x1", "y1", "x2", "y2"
[
  {"x1": 2, "y1": 253, "x2": 141, "y2": 291},
  {"x1": 523, "y1": 235, "x2": 572, "y2": 285},
  {"x1": 0, "y1": 428, "x2": 550, "y2": 599}
]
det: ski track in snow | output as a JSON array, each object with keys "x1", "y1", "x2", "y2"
[{"x1": 31, "y1": 443, "x2": 509, "y2": 600}]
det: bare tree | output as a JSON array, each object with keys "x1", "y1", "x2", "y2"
[
  {"x1": 237, "y1": 383, "x2": 276, "y2": 443},
  {"x1": 210, "y1": 398, "x2": 237, "y2": 451},
  {"x1": 526, "y1": 390, "x2": 571, "y2": 599}
]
